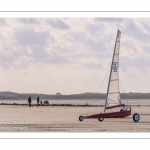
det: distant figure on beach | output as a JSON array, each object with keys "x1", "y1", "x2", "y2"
[
  {"x1": 37, "y1": 96, "x2": 40, "y2": 107},
  {"x1": 28, "y1": 96, "x2": 31, "y2": 107},
  {"x1": 40, "y1": 100, "x2": 43, "y2": 105},
  {"x1": 46, "y1": 100, "x2": 49, "y2": 106}
]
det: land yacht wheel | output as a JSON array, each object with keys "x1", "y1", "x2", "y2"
[
  {"x1": 98, "y1": 118, "x2": 104, "y2": 122},
  {"x1": 79, "y1": 116, "x2": 84, "y2": 122},
  {"x1": 133, "y1": 113, "x2": 140, "y2": 122}
]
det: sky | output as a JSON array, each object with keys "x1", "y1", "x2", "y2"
[{"x1": 0, "y1": 18, "x2": 150, "y2": 94}]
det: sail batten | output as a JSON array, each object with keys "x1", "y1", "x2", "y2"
[
  {"x1": 104, "y1": 29, "x2": 121, "y2": 112},
  {"x1": 108, "y1": 92, "x2": 120, "y2": 94},
  {"x1": 110, "y1": 79, "x2": 119, "y2": 81}
]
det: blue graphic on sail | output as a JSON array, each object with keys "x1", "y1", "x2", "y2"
[{"x1": 112, "y1": 62, "x2": 119, "y2": 72}]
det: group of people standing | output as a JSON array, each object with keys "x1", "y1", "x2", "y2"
[{"x1": 28, "y1": 96, "x2": 49, "y2": 107}]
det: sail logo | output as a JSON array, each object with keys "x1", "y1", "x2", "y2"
[{"x1": 112, "y1": 62, "x2": 119, "y2": 72}]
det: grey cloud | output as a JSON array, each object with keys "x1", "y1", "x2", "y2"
[
  {"x1": 137, "y1": 32, "x2": 150, "y2": 42},
  {"x1": 72, "y1": 51, "x2": 108, "y2": 69},
  {"x1": 0, "y1": 52, "x2": 30, "y2": 69},
  {"x1": 87, "y1": 24, "x2": 103, "y2": 34},
  {"x1": 31, "y1": 45, "x2": 49, "y2": 63},
  {"x1": 86, "y1": 38, "x2": 106, "y2": 52},
  {"x1": 48, "y1": 19, "x2": 70, "y2": 30},
  {"x1": 18, "y1": 18, "x2": 39, "y2": 24},
  {"x1": 142, "y1": 22, "x2": 150, "y2": 32},
  {"x1": 16, "y1": 29, "x2": 52, "y2": 46},
  {"x1": 125, "y1": 20, "x2": 150, "y2": 42},
  {"x1": 95, "y1": 18, "x2": 124, "y2": 23},
  {"x1": 142, "y1": 45, "x2": 150, "y2": 54},
  {"x1": 0, "y1": 45, "x2": 22, "y2": 68},
  {"x1": 71, "y1": 32, "x2": 87, "y2": 42},
  {"x1": 125, "y1": 20, "x2": 138, "y2": 34},
  {"x1": 53, "y1": 46, "x2": 103, "y2": 67},
  {"x1": 85, "y1": 63, "x2": 102, "y2": 69},
  {"x1": 0, "y1": 54, "x2": 15, "y2": 68},
  {"x1": 71, "y1": 31, "x2": 107, "y2": 55},
  {"x1": 121, "y1": 56, "x2": 150, "y2": 71},
  {"x1": 0, "y1": 46, "x2": 71, "y2": 69},
  {"x1": 49, "y1": 53, "x2": 70, "y2": 64},
  {"x1": 71, "y1": 30, "x2": 106, "y2": 52},
  {"x1": 0, "y1": 18, "x2": 6, "y2": 25},
  {"x1": 0, "y1": 43, "x2": 49, "y2": 69},
  {"x1": 30, "y1": 45, "x2": 71, "y2": 65},
  {"x1": 54, "y1": 46, "x2": 75, "y2": 55}
]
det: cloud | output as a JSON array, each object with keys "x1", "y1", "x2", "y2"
[
  {"x1": 70, "y1": 31, "x2": 87, "y2": 43},
  {"x1": 48, "y1": 19, "x2": 70, "y2": 30},
  {"x1": 95, "y1": 18, "x2": 124, "y2": 23},
  {"x1": 18, "y1": 18, "x2": 39, "y2": 24},
  {"x1": 30, "y1": 46, "x2": 71, "y2": 65},
  {"x1": 124, "y1": 19, "x2": 150, "y2": 42},
  {"x1": 30, "y1": 45, "x2": 48, "y2": 61},
  {"x1": 49, "y1": 52, "x2": 71, "y2": 64},
  {"x1": 86, "y1": 38, "x2": 106, "y2": 52},
  {"x1": 70, "y1": 31, "x2": 106, "y2": 52},
  {"x1": 16, "y1": 28, "x2": 51, "y2": 46},
  {"x1": 0, "y1": 18, "x2": 6, "y2": 25},
  {"x1": 87, "y1": 23, "x2": 103, "y2": 34}
]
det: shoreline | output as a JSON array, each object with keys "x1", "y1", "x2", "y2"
[{"x1": 0, "y1": 103, "x2": 149, "y2": 107}]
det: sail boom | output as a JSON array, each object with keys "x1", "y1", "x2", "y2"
[
  {"x1": 106, "y1": 104, "x2": 125, "y2": 109},
  {"x1": 110, "y1": 79, "x2": 119, "y2": 81}
]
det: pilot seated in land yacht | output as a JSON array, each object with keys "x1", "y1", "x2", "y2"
[{"x1": 120, "y1": 107, "x2": 125, "y2": 112}]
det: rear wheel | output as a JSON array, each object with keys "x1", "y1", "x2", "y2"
[
  {"x1": 133, "y1": 113, "x2": 140, "y2": 122},
  {"x1": 98, "y1": 118, "x2": 104, "y2": 122},
  {"x1": 79, "y1": 116, "x2": 84, "y2": 122}
]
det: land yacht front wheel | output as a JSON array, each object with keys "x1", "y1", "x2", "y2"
[
  {"x1": 79, "y1": 116, "x2": 84, "y2": 122},
  {"x1": 133, "y1": 113, "x2": 140, "y2": 122},
  {"x1": 98, "y1": 118, "x2": 104, "y2": 122}
]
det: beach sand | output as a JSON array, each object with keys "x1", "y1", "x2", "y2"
[{"x1": 0, "y1": 105, "x2": 150, "y2": 132}]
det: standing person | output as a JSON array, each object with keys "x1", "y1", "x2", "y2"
[
  {"x1": 46, "y1": 100, "x2": 48, "y2": 106},
  {"x1": 40, "y1": 100, "x2": 43, "y2": 105},
  {"x1": 37, "y1": 96, "x2": 40, "y2": 107},
  {"x1": 28, "y1": 96, "x2": 31, "y2": 107}
]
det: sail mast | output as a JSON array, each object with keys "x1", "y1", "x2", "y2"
[{"x1": 104, "y1": 29, "x2": 121, "y2": 113}]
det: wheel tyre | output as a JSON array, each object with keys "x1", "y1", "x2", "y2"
[
  {"x1": 79, "y1": 116, "x2": 84, "y2": 122},
  {"x1": 133, "y1": 113, "x2": 140, "y2": 122},
  {"x1": 98, "y1": 118, "x2": 104, "y2": 122}
]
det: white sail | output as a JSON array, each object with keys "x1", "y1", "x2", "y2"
[{"x1": 104, "y1": 29, "x2": 121, "y2": 112}]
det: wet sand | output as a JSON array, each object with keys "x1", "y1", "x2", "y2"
[{"x1": 0, "y1": 105, "x2": 150, "y2": 132}]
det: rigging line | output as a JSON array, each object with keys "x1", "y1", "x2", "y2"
[
  {"x1": 111, "y1": 93, "x2": 118, "y2": 101},
  {"x1": 110, "y1": 109, "x2": 113, "y2": 112},
  {"x1": 109, "y1": 94, "x2": 118, "y2": 105},
  {"x1": 119, "y1": 79, "x2": 129, "y2": 106},
  {"x1": 85, "y1": 69, "x2": 110, "y2": 116}
]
